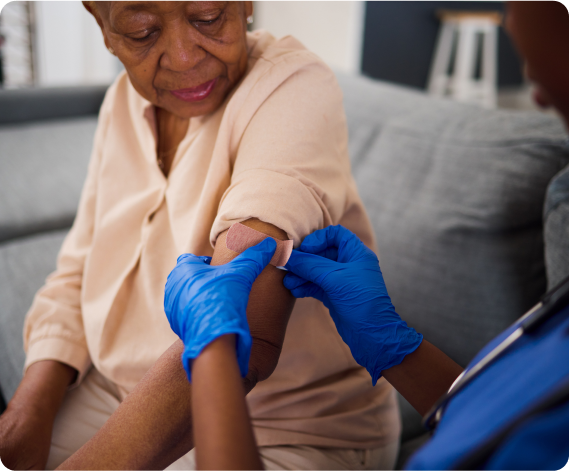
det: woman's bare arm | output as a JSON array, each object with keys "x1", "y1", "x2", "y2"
[
  {"x1": 59, "y1": 218, "x2": 295, "y2": 470},
  {"x1": 58, "y1": 340, "x2": 195, "y2": 470},
  {"x1": 192, "y1": 334, "x2": 263, "y2": 470}
]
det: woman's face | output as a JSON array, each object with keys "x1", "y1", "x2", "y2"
[
  {"x1": 88, "y1": 1, "x2": 252, "y2": 119},
  {"x1": 505, "y1": 2, "x2": 569, "y2": 129}
]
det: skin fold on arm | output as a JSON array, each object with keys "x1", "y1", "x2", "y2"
[{"x1": 58, "y1": 218, "x2": 295, "y2": 470}]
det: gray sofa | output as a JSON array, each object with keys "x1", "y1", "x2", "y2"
[{"x1": 1, "y1": 74, "x2": 568, "y2": 468}]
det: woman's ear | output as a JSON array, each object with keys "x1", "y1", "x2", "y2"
[{"x1": 245, "y1": 1, "x2": 253, "y2": 21}]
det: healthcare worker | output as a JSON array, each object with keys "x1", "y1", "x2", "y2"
[{"x1": 164, "y1": 2, "x2": 569, "y2": 469}]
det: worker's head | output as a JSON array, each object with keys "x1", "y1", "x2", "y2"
[
  {"x1": 505, "y1": 1, "x2": 569, "y2": 129},
  {"x1": 83, "y1": 1, "x2": 253, "y2": 119}
]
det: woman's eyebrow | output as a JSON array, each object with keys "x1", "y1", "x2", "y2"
[{"x1": 118, "y1": 2, "x2": 154, "y2": 14}]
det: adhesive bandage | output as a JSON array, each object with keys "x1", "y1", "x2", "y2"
[{"x1": 226, "y1": 222, "x2": 293, "y2": 269}]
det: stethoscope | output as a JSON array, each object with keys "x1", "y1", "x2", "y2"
[{"x1": 422, "y1": 273, "x2": 569, "y2": 431}]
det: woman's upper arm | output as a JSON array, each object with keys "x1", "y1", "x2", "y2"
[
  {"x1": 208, "y1": 63, "x2": 349, "y2": 386},
  {"x1": 211, "y1": 218, "x2": 296, "y2": 388}
]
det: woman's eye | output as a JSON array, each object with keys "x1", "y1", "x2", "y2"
[
  {"x1": 128, "y1": 30, "x2": 157, "y2": 43},
  {"x1": 195, "y1": 14, "x2": 221, "y2": 27}
]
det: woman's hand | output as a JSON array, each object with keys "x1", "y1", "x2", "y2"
[
  {"x1": 0, "y1": 360, "x2": 76, "y2": 470},
  {"x1": 284, "y1": 225, "x2": 423, "y2": 384},
  {"x1": 0, "y1": 405, "x2": 53, "y2": 470},
  {"x1": 164, "y1": 238, "x2": 278, "y2": 381}
]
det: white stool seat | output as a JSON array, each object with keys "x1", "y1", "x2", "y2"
[{"x1": 428, "y1": 10, "x2": 502, "y2": 108}]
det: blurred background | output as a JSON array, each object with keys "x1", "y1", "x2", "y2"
[{"x1": 0, "y1": 1, "x2": 537, "y2": 110}]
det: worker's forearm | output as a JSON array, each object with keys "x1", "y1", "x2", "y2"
[
  {"x1": 192, "y1": 335, "x2": 263, "y2": 470},
  {"x1": 58, "y1": 340, "x2": 195, "y2": 470},
  {"x1": 382, "y1": 340, "x2": 464, "y2": 416},
  {"x1": 8, "y1": 360, "x2": 76, "y2": 420}
]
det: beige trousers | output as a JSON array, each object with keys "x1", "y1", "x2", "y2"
[{"x1": 47, "y1": 368, "x2": 399, "y2": 470}]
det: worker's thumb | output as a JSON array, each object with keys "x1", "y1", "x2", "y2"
[
  {"x1": 285, "y1": 250, "x2": 337, "y2": 285},
  {"x1": 232, "y1": 237, "x2": 277, "y2": 278}
]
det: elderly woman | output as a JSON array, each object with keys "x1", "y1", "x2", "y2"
[{"x1": 0, "y1": 2, "x2": 400, "y2": 470}]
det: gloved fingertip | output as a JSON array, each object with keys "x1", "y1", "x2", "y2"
[
  {"x1": 260, "y1": 237, "x2": 277, "y2": 251},
  {"x1": 283, "y1": 272, "x2": 306, "y2": 290},
  {"x1": 234, "y1": 237, "x2": 277, "y2": 273},
  {"x1": 176, "y1": 253, "x2": 191, "y2": 263},
  {"x1": 258, "y1": 237, "x2": 277, "y2": 266},
  {"x1": 246, "y1": 237, "x2": 277, "y2": 254},
  {"x1": 282, "y1": 273, "x2": 294, "y2": 289},
  {"x1": 176, "y1": 253, "x2": 206, "y2": 264},
  {"x1": 285, "y1": 249, "x2": 311, "y2": 270}
]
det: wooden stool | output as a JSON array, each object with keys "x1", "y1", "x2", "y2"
[{"x1": 427, "y1": 10, "x2": 502, "y2": 108}]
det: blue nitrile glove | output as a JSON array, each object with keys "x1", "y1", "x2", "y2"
[
  {"x1": 164, "y1": 238, "x2": 277, "y2": 382},
  {"x1": 284, "y1": 225, "x2": 422, "y2": 385}
]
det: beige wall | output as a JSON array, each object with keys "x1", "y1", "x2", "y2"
[
  {"x1": 34, "y1": 1, "x2": 121, "y2": 87},
  {"x1": 253, "y1": 1, "x2": 365, "y2": 73}
]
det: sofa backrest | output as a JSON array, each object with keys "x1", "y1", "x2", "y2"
[
  {"x1": 0, "y1": 86, "x2": 106, "y2": 406},
  {"x1": 0, "y1": 86, "x2": 105, "y2": 244},
  {"x1": 0, "y1": 85, "x2": 107, "y2": 125}
]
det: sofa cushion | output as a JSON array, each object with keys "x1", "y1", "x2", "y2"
[
  {"x1": 0, "y1": 230, "x2": 68, "y2": 402},
  {"x1": 336, "y1": 73, "x2": 569, "y2": 441},
  {"x1": 0, "y1": 118, "x2": 97, "y2": 243}
]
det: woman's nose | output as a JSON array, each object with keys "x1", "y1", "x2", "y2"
[{"x1": 159, "y1": 24, "x2": 206, "y2": 72}]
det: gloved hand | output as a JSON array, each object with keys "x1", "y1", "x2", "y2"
[
  {"x1": 284, "y1": 225, "x2": 422, "y2": 385},
  {"x1": 165, "y1": 238, "x2": 277, "y2": 382}
]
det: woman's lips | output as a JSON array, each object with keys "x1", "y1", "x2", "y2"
[{"x1": 170, "y1": 78, "x2": 217, "y2": 102}]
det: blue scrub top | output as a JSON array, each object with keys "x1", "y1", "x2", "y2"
[{"x1": 405, "y1": 304, "x2": 569, "y2": 470}]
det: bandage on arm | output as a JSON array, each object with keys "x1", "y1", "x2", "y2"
[
  {"x1": 212, "y1": 218, "x2": 296, "y2": 388},
  {"x1": 226, "y1": 222, "x2": 293, "y2": 269}
]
